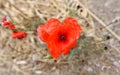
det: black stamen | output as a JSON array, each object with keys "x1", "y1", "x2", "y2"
[{"x1": 60, "y1": 35, "x2": 65, "y2": 40}]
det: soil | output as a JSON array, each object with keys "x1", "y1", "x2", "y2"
[{"x1": 0, "y1": 0, "x2": 120, "y2": 75}]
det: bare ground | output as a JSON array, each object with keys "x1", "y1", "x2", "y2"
[{"x1": 0, "y1": 0, "x2": 120, "y2": 75}]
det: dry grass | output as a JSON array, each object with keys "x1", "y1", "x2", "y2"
[{"x1": 0, "y1": 0, "x2": 120, "y2": 75}]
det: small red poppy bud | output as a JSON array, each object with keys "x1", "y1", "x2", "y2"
[
  {"x1": 12, "y1": 31, "x2": 27, "y2": 39},
  {"x1": 8, "y1": 25, "x2": 15, "y2": 30},
  {"x1": 3, "y1": 21, "x2": 10, "y2": 27},
  {"x1": 2, "y1": 16, "x2": 7, "y2": 22}
]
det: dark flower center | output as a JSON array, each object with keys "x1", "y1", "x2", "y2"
[{"x1": 60, "y1": 35, "x2": 66, "y2": 41}]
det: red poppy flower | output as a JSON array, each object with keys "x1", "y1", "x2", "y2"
[
  {"x1": 3, "y1": 21, "x2": 10, "y2": 27},
  {"x1": 12, "y1": 31, "x2": 27, "y2": 39},
  {"x1": 8, "y1": 24, "x2": 15, "y2": 29},
  {"x1": 37, "y1": 17, "x2": 82, "y2": 58}
]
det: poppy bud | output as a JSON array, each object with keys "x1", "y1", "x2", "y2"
[
  {"x1": 12, "y1": 31, "x2": 27, "y2": 39},
  {"x1": 2, "y1": 16, "x2": 7, "y2": 22},
  {"x1": 8, "y1": 25, "x2": 15, "y2": 30},
  {"x1": 3, "y1": 21, "x2": 10, "y2": 27}
]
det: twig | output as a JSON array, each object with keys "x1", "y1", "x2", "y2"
[
  {"x1": 34, "y1": 9, "x2": 46, "y2": 22},
  {"x1": 77, "y1": 1, "x2": 120, "y2": 41},
  {"x1": 7, "y1": 0, "x2": 30, "y2": 20},
  {"x1": 112, "y1": 46, "x2": 120, "y2": 54},
  {"x1": 4, "y1": 10, "x2": 14, "y2": 23},
  {"x1": 50, "y1": 0, "x2": 66, "y2": 14},
  {"x1": 12, "y1": 64, "x2": 30, "y2": 75}
]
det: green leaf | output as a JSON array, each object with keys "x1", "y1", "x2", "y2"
[{"x1": 44, "y1": 55, "x2": 52, "y2": 59}]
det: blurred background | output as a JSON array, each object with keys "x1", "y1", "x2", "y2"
[{"x1": 0, "y1": 0, "x2": 120, "y2": 75}]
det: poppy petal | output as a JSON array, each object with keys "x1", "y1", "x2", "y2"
[
  {"x1": 63, "y1": 17, "x2": 82, "y2": 39},
  {"x1": 59, "y1": 26, "x2": 77, "y2": 55},
  {"x1": 62, "y1": 40, "x2": 77, "y2": 55},
  {"x1": 46, "y1": 26, "x2": 62, "y2": 58},
  {"x1": 37, "y1": 25, "x2": 49, "y2": 42},
  {"x1": 47, "y1": 40, "x2": 62, "y2": 58},
  {"x1": 37, "y1": 18, "x2": 61, "y2": 42},
  {"x1": 45, "y1": 18, "x2": 61, "y2": 33}
]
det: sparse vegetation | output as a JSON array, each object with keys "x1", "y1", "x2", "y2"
[{"x1": 0, "y1": 0, "x2": 120, "y2": 75}]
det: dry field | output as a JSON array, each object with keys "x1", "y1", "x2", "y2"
[{"x1": 0, "y1": 0, "x2": 120, "y2": 75}]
